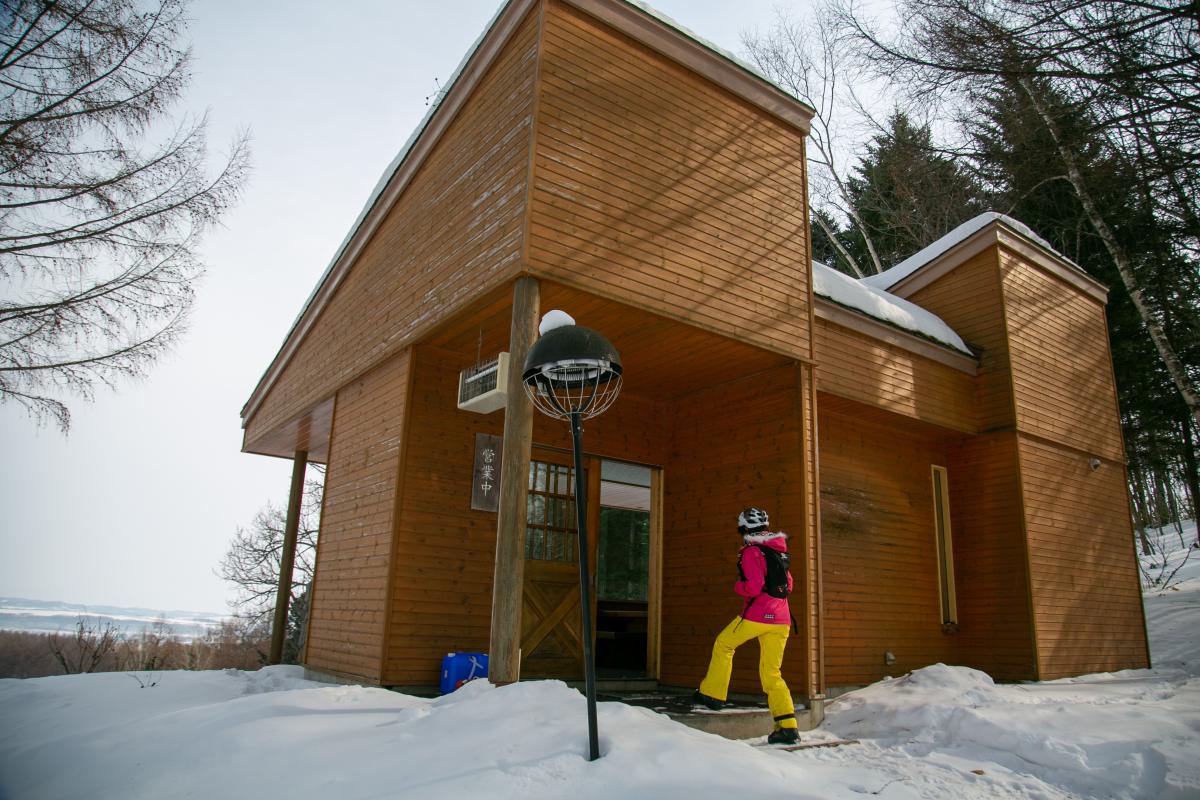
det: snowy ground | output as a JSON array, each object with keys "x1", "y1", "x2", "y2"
[{"x1": 2, "y1": 538, "x2": 1198, "y2": 799}]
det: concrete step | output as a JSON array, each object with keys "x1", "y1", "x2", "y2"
[
  {"x1": 597, "y1": 690, "x2": 824, "y2": 740},
  {"x1": 563, "y1": 679, "x2": 659, "y2": 692},
  {"x1": 666, "y1": 706, "x2": 822, "y2": 739}
]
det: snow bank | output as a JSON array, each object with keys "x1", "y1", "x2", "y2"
[
  {"x1": 5, "y1": 531, "x2": 1200, "y2": 799},
  {"x1": 0, "y1": 666, "x2": 906, "y2": 800},
  {"x1": 795, "y1": 534, "x2": 1200, "y2": 800},
  {"x1": 861, "y1": 212, "x2": 1079, "y2": 292},
  {"x1": 813, "y1": 261, "x2": 970, "y2": 353},
  {"x1": 819, "y1": 664, "x2": 1200, "y2": 799}
]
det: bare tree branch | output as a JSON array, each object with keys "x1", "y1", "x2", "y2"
[
  {"x1": 742, "y1": 4, "x2": 886, "y2": 275},
  {"x1": 217, "y1": 475, "x2": 324, "y2": 627},
  {"x1": 836, "y1": 0, "x2": 1200, "y2": 427},
  {"x1": 47, "y1": 615, "x2": 123, "y2": 673},
  {"x1": 0, "y1": 0, "x2": 252, "y2": 432}
]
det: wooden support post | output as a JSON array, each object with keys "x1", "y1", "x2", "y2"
[
  {"x1": 489, "y1": 276, "x2": 540, "y2": 683},
  {"x1": 269, "y1": 449, "x2": 308, "y2": 665},
  {"x1": 796, "y1": 364, "x2": 825, "y2": 719}
]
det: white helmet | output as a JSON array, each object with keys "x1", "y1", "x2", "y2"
[{"x1": 738, "y1": 508, "x2": 769, "y2": 535}]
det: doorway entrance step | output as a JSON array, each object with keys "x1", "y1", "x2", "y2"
[
  {"x1": 562, "y1": 678, "x2": 659, "y2": 692},
  {"x1": 594, "y1": 687, "x2": 825, "y2": 740}
]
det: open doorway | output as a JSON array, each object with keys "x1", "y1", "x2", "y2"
[{"x1": 595, "y1": 461, "x2": 653, "y2": 678}]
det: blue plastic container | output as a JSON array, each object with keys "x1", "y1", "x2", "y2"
[{"x1": 440, "y1": 652, "x2": 489, "y2": 694}]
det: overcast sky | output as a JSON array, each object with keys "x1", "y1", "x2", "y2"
[{"x1": 0, "y1": 0, "x2": 814, "y2": 614}]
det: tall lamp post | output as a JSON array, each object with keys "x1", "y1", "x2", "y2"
[{"x1": 522, "y1": 311, "x2": 622, "y2": 763}]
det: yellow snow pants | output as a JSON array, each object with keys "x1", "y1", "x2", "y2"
[{"x1": 699, "y1": 617, "x2": 797, "y2": 729}]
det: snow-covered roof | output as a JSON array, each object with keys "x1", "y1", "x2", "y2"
[
  {"x1": 813, "y1": 261, "x2": 971, "y2": 354},
  {"x1": 860, "y1": 212, "x2": 1081, "y2": 292}
]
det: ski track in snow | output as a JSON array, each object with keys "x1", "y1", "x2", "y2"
[{"x1": 2, "y1": 536, "x2": 1198, "y2": 799}]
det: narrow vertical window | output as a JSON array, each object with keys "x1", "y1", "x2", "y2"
[{"x1": 932, "y1": 465, "x2": 957, "y2": 625}]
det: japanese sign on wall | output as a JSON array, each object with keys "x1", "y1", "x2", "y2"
[{"x1": 471, "y1": 433, "x2": 503, "y2": 512}]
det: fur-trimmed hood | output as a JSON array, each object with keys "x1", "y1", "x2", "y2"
[{"x1": 741, "y1": 531, "x2": 788, "y2": 545}]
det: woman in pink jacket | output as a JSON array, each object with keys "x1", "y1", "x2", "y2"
[{"x1": 693, "y1": 508, "x2": 799, "y2": 744}]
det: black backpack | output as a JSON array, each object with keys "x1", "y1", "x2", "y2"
[{"x1": 738, "y1": 544, "x2": 791, "y2": 599}]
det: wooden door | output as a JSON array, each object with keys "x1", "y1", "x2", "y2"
[{"x1": 520, "y1": 450, "x2": 599, "y2": 680}]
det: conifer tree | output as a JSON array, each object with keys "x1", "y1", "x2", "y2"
[
  {"x1": 969, "y1": 84, "x2": 1200, "y2": 521},
  {"x1": 843, "y1": 113, "x2": 985, "y2": 271}
]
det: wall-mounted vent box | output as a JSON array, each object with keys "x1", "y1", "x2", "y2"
[{"x1": 457, "y1": 352, "x2": 509, "y2": 414}]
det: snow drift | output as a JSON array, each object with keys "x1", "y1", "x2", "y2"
[
  {"x1": 3, "y1": 533, "x2": 1199, "y2": 799},
  {"x1": 822, "y1": 663, "x2": 1200, "y2": 799},
  {"x1": 0, "y1": 667, "x2": 898, "y2": 800},
  {"x1": 860, "y1": 212, "x2": 1081, "y2": 292}
]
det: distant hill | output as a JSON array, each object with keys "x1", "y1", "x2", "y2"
[{"x1": 0, "y1": 597, "x2": 226, "y2": 640}]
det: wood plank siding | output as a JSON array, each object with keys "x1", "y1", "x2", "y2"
[
  {"x1": 525, "y1": 0, "x2": 813, "y2": 363},
  {"x1": 895, "y1": 244, "x2": 1039, "y2": 680},
  {"x1": 659, "y1": 365, "x2": 808, "y2": 695},
  {"x1": 999, "y1": 254, "x2": 1148, "y2": 677},
  {"x1": 945, "y1": 432, "x2": 1037, "y2": 682},
  {"x1": 305, "y1": 351, "x2": 411, "y2": 682},
  {"x1": 245, "y1": 0, "x2": 1148, "y2": 694},
  {"x1": 796, "y1": 364, "x2": 823, "y2": 698},
  {"x1": 243, "y1": 6, "x2": 541, "y2": 450},
  {"x1": 907, "y1": 246, "x2": 1013, "y2": 434},
  {"x1": 904, "y1": 238, "x2": 1148, "y2": 678},
  {"x1": 1000, "y1": 253, "x2": 1125, "y2": 461},
  {"x1": 1018, "y1": 436, "x2": 1148, "y2": 678},
  {"x1": 813, "y1": 319, "x2": 975, "y2": 434},
  {"x1": 817, "y1": 403, "x2": 960, "y2": 687},
  {"x1": 384, "y1": 346, "x2": 506, "y2": 686},
  {"x1": 383, "y1": 341, "x2": 666, "y2": 687}
]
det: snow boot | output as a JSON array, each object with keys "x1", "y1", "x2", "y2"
[
  {"x1": 767, "y1": 727, "x2": 800, "y2": 745},
  {"x1": 692, "y1": 690, "x2": 724, "y2": 711}
]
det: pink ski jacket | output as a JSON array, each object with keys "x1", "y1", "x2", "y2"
[{"x1": 735, "y1": 532, "x2": 793, "y2": 626}]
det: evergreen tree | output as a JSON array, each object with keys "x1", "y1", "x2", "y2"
[
  {"x1": 282, "y1": 588, "x2": 309, "y2": 665},
  {"x1": 839, "y1": 0, "x2": 1200, "y2": 442},
  {"x1": 969, "y1": 84, "x2": 1200, "y2": 522},
  {"x1": 841, "y1": 113, "x2": 985, "y2": 271}
]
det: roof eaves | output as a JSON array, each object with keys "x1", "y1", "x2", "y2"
[
  {"x1": 813, "y1": 295, "x2": 979, "y2": 376},
  {"x1": 565, "y1": 0, "x2": 815, "y2": 131}
]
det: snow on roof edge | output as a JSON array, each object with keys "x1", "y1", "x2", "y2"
[
  {"x1": 860, "y1": 212, "x2": 1085, "y2": 292},
  {"x1": 245, "y1": 0, "x2": 811, "y2": 419},
  {"x1": 813, "y1": 261, "x2": 971, "y2": 354},
  {"x1": 620, "y1": 1, "x2": 797, "y2": 98}
]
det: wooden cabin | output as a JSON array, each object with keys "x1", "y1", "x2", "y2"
[{"x1": 240, "y1": 0, "x2": 1150, "y2": 707}]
